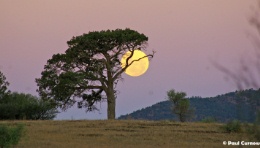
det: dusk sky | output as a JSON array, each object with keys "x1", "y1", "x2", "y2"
[{"x1": 0, "y1": 0, "x2": 258, "y2": 119}]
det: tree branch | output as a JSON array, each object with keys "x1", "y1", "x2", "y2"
[
  {"x1": 75, "y1": 85, "x2": 104, "y2": 91},
  {"x1": 113, "y1": 51, "x2": 155, "y2": 81}
]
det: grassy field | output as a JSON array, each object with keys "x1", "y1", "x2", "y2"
[{"x1": 0, "y1": 120, "x2": 255, "y2": 148}]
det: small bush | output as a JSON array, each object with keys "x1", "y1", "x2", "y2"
[
  {"x1": 245, "y1": 112, "x2": 260, "y2": 140},
  {"x1": 0, "y1": 124, "x2": 24, "y2": 148},
  {"x1": 224, "y1": 120, "x2": 241, "y2": 133},
  {"x1": 245, "y1": 123, "x2": 260, "y2": 140}
]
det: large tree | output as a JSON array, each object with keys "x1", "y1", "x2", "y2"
[{"x1": 36, "y1": 28, "x2": 154, "y2": 119}]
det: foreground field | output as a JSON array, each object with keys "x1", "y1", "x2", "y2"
[{"x1": 0, "y1": 120, "x2": 253, "y2": 147}]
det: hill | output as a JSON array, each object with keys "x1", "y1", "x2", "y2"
[
  {"x1": 2, "y1": 120, "x2": 252, "y2": 147},
  {"x1": 118, "y1": 89, "x2": 260, "y2": 122}
]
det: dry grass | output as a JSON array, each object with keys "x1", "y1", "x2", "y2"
[{"x1": 0, "y1": 120, "x2": 252, "y2": 148}]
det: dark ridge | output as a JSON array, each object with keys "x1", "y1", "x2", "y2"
[{"x1": 118, "y1": 89, "x2": 260, "y2": 122}]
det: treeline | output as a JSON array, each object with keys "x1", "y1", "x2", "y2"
[
  {"x1": 118, "y1": 89, "x2": 260, "y2": 123},
  {"x1": 0, "y1": 71, "x2": 58, "y2": 120}
]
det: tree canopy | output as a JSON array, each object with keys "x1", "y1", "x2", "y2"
[
  {"x1": 0, "y1": 92, "x2": 58, "y2": 120},
  {"x1": 36, "y1": 28, "x2": 154, "y2": 119},
  {"x1": 0, "y1": 70, "x2": 58, "y2": 120}
]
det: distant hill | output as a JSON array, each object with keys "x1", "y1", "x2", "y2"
[{"x1": 118, "y1": 89, "x2": 260, "y2": 122}]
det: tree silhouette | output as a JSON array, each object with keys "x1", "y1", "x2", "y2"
[
  {"x1": 36, "y1": 28, "x2": 154, "y2": 119},
  {"x1": 167, "y1": 89, "x2": 193, "y2": 122}
]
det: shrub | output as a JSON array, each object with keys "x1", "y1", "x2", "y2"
[
  {"x1": 223, "y1": 120, "x2": 242, "y2": 133},
  {"x1": 245, "y1": 112, "x2": 260, "y2": 140},
  {"x1": 0, "y1": 92, "x2": 59, "y2": 120},
  {"x1": 245, "y1": 123, "x2": 260, "y2": 140},
  {"x1": 0, "y1": 124, "x2": 25, "y2": 148}
]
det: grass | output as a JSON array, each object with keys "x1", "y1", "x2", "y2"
[
  {"x1": 0, "y1": 123, "x2": 24, "y2": 148},
  {"x1": 0, "y1": 120, "x2": 253, "y2": 148}
]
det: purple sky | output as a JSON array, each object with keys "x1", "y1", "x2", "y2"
[{"x1": 0, "y1": 0, "x2": 258, "y2": 119}]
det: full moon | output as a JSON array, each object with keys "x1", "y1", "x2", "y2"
[{"x1": 121, "y1": 50, "x2": 149, "y2": 77}]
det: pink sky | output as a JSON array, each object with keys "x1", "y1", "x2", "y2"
[{"x1": 0, "y1": 0, "x2": 258, "y2": 119}]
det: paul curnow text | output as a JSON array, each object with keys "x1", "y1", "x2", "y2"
[{"x1": 223, "y1": 141, "x2": 260, "y2": 146}]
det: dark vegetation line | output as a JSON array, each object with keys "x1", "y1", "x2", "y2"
[{"x1": 118, "y1": 89, "x2": 260, "y2": 123}]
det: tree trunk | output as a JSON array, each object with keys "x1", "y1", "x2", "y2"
[
  {"x1": 107, "y1": 87, "x2": 116, "y2": 120},
  {"x1": 179, "y1": 114, "x2": 185, "y2": 122},
  {"x1": 106, "y1": 64, "x2": 116, "y2": 120}
]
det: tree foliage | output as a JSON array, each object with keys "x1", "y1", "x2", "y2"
[
  {"x1": 0, "y1": 92, "x2": 58, "y2": 120},
  {"x1": 167, "y1": 89, "x2": 193, "y2": 122},
  {"x1": 0, "y1": 70, "x2": 58, "y2": 120},
  {"x1": 167, "y1": 89, "x2": 186, "y2": 105},
  {"x1": 36, "y1": 28, "x2": 154, "y2": 119},
  {"x1": 173, "y1": 99, "x2": 190, "y2": 122}
]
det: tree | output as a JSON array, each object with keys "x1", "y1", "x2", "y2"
[
  {"x1": 0, "y1": 71, "x2": 57, "y2": 120},
  {"x1": 0, "y1": 92, "x2": 58, "y2": 120},
  {"x1": 167, "y1": 89, "x2": 193, "y2": 122},
  {"x1": 36, "y1": 28, "x2": 154, "y2": 119},
  {"x1": 174, "y1": 99, "x2": 190, "y2": 122},
  {"x1": 0, "y1": 71, "x2": 10, "y2": 98}
]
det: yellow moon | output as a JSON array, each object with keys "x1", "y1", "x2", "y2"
[{"x1": 121, "y1": 50, "x2": 149, "y2": 77}]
